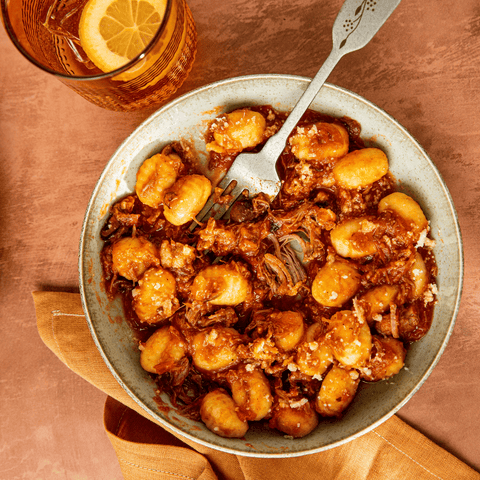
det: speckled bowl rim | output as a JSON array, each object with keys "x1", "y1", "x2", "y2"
[{"x1": 79, "y1": 74, "x2": 464, "y2": 457}]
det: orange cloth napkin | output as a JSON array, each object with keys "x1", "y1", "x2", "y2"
[{"x1": 33, "y1": 291, "x2": 479, "y2": 480}]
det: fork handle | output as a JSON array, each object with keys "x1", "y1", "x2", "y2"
[
  {"x1": 260, "y1": 48, "x2": 343, "y2": 161},
  {"x1": 261, "y1": 0, "x2": 401, "y2": 160}
]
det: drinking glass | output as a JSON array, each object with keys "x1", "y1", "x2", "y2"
[{"x1": 1, "y1": 0, "x2": 197, "y2": 111}]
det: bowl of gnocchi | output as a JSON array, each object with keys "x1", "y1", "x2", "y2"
[{"x1": 79, "y1": 74, "x2": 463, "y2": 456}]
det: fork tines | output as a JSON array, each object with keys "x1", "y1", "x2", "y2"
[{"x1": 189, "y1": 177, "x2": 246, "y2": 231}]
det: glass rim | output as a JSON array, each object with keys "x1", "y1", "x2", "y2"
[{"x1": 1, "y1": 0, "x2": 173, "y2": 81}]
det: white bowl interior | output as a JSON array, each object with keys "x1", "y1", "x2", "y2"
[{"x1": 79, "y1": 75, "x2": 463, "y2": 457}]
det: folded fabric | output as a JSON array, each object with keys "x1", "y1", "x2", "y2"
[{"x1": 33, "y1": 291, "x2": 480, "y2": 480}]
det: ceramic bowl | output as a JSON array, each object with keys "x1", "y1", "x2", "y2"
[{"x1": 79, "y1": 74, "x2": 463, "y2": 457}]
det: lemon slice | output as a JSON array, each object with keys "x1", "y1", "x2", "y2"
[{"x1": 79, "y1": 0, "x2": 167, "y2": 73}]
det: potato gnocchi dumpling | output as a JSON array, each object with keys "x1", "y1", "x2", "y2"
[
  {"x1": 360, "y1": 336, "x2": 406, "y2": 382},
  {"x1": 111, "y1": 236, "x2": 159, "y2": 282},
  {"x1": 269, "y1": 310, "x2": 305, "y2": 352},
  {"x1": 311, "y1": 260, "x2": 361, "y2": 307},
  {"x1": 315, "y1": 365, "x2": 360, "y2": 417},
  {"x1": 163, "y1": 174, "x2": 212, "y2": 226},
  {"x1": 132, "y1": 266, "x2": 179, "y2": 324},
  {"x1": 200, "y1": 389, "x2": 249, "y2": 438},
  {"x1": 325, "y1": 311, "x2": 372, "y2": 368},
  {"x1": 408, "y1": 252, "x2": 429, "y2": 299},
  {"x1": 100, "y1": 105, "x2": 437, "y2": 441},
  {"x1": 135, "y1": 152, "x2": 182, "y2": 208},
  {"x1": 206, "y1": 108, "x2": 267, "y2": 154},
  {"x1": 227, "y1": 365, "x2": 273, "y2": 421},
  {"x1": 190, "y1": 263, "x2": 250, "y2": 306},
  {"x1": 289, "y1": 122, "x2": 349, "y2": 161},
  {"x1": 330, "y1": 217, "x2": 379, "y2": 259},
  {"x1": 296, "y1": 335, "x2": 333, "y2": 378},
  {"x1": 191, "y1": 327, "x2": 243, "y2": 372},
  {"x1": 378, "y1": 192, "x2": 428, "y2": 234},
  {"x1": 333, "y1": 148, "x2": 389, "y2": 189},
  {"x1": 269, "y1": 398, "x2": 319, "y2": 438},
  {"x1": 140, "y1": 326, "x2": 186, "y2": 374},
  {"x1": 359, "y1": 285, "x2": 400, "y2": 321}
]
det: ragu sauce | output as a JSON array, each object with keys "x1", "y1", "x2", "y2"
[{"x1": 99, "y1": 105, "x2": 437, "y2": 438}]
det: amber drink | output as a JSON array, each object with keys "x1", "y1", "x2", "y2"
[{"x1": 1, "y1": 0, "x2": 197, "y2": 111}]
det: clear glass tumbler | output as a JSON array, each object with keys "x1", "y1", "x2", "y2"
[{"x1": 1, "y1": 0, "x2": 197, "y2": 111}]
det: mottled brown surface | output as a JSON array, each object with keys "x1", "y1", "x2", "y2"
[{"x1": 1, "y1": 0, "x2": 479, "y2": 477}]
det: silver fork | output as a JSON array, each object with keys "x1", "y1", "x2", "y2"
[{"x1": 194, "y1": 0, "x2": 401, "y2": 225}]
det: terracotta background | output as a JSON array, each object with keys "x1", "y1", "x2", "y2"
[{"x1": 1, "y1": 0, "x2": 479, "y2": 477}]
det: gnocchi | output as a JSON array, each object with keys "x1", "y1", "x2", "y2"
[
  {"x1": 269, "y1": 310, "x2": 305, "y2": 352},
  {"x1": 135, "y1": 152, "x2": 182, "y2": 208},
  {"x1": 111, "y1": 236, "x2": 159, "y2": 282},
  {"x1": 296, "y1": 332, "x2": 333, "y2": 378},
  {"x1": 140, "y1": 326, "x2": 186, "y2": 374},
  {"x1": 289, "y1": 122, "x2": 349, "y2": 161},
  {"x1": 408, "y1": 252, "x2": 429, "y2": 299},
  {"x1": 100, "y1": 104, "x2": 437, "y2": 441},
  {"x1": 200, "y1": 389, "x2": 249, "y2": 438},
  {"x1": 132, "y1": 267, "x2": 179, "y2": 323},
  {"x1": 191, "y1": 327, "x2": 243, "y2": 372},
  {"x1": 360, "y1": 336, "x2": 406, "y2": 382},
  {"x1": 325, "y1": 311, "x2": 372, "y2": 368},
  {"x1": 359, "y1": 285, "x2": 400, "y2": 321},
  {"x1": 269, "y1": 398, "x2": 319, "y2": 438},
  {"x1": 206, "y1": 109, "x2": 267, "y2": 154},
  {"x1": 378, "y1": 192, "x2": 428, "y2": 234},
  {"x1": 333, "y1": 148, "x2": 389, "y2": 189},
  {"x1": 190, "y1": 263, "x2": 250, "y2": 306},
  {"x1": 330, "y1": 217, "x2": 378, "y2": 259},
  {"x1": 227, "y1": 364, "x2": 273, "y2": 421},
  {"x1": 311, "y1": 260, "x2": 361, "y2": 307},
  {"x1": 163, "y1": 174, "x2": 212, "y2": 226},
  {"x1": 315, "y1": 365, "x2": 359, "y2": 417}
]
